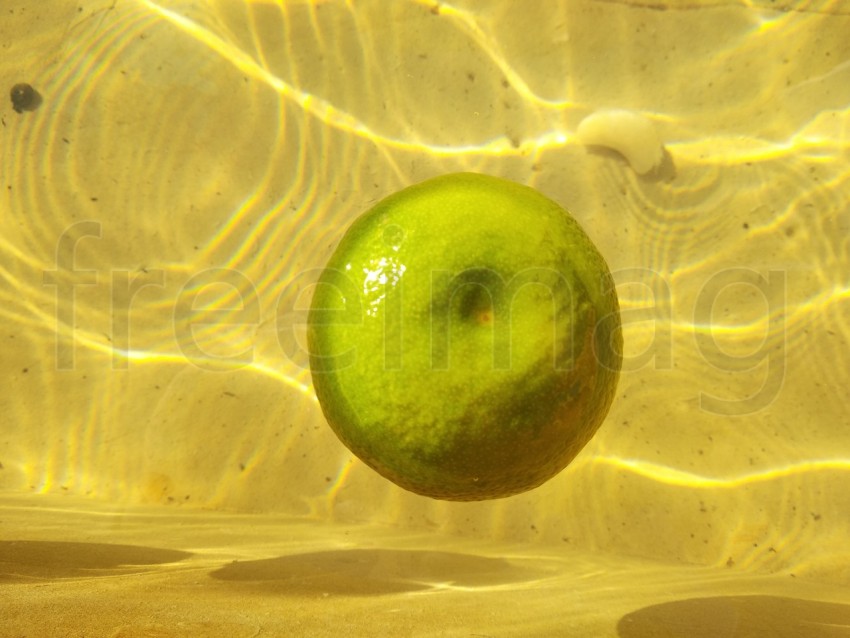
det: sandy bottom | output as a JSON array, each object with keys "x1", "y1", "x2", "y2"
[{"x1": 3, "y1": 493, "x2": 848, "y2": 638}]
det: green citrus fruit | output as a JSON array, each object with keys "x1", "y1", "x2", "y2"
[{"x1": 308, "y1": 173, "x2": 622, "y2": 501}]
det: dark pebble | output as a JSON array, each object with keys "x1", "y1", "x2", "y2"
[{"x1": 11, "y1": 83, "x2": 41, "y2": 113}]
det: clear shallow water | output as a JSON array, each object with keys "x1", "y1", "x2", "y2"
[{"x1": 2, "y1": 0, "x2": 850, "y2": 634}]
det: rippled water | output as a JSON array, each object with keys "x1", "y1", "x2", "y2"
[{"x1": 2, "y1": 0, "x2": 850, "y2": 611}]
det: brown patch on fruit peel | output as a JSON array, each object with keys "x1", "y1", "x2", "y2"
[
  {"x1": 476, "y1": 309, "x2": 493, "y2": 325},
  {"x1": 409, "y1": 306, "x2": 604, "y2": 501}
]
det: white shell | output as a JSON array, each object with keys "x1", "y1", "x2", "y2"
[{"x1": 576, "y1": 109, "x2": 664, "y2": 175}]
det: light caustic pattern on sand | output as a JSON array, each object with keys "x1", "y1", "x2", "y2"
[{"x1": 3, "y1": 0, "x2": 850, "y2": 541}]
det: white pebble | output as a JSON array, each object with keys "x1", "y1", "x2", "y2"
[{"x1": 576, "y1": 109, "x2": 664, "y2": 175}]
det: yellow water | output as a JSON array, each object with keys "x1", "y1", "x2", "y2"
[{"x1": 2, "y1": 0, "x2": 850, "y2": 635}]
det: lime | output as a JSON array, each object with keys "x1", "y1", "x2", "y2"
[{"x1": 308, "y1": 173, "x2": 622, "y2": 501}]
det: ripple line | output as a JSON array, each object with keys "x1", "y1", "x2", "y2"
[
  {"x1": 594, "y1": 455, "x2": 850, "y2": 488},
  {"x1": 409, "y1": 0, "x2": 578, "y2": 109},
  {"x1": 136, "y1": 0, "x2": 520, "y2": 155}
]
